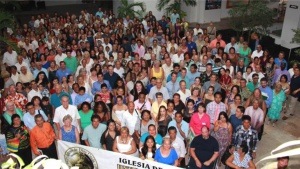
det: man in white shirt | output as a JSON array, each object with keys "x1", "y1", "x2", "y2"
[
  {"x1": 55, "y1": 48, "x2": 67, "y2": 66},
  {"x1": 34, "y1": 15, "x2": 44, "y2": 28},
  {"x1": 224, "y1": 37, "x2": 239, "y2": 53},
  {"x1": 23, "y1": 38, "x2": 35, "y2": 52},
  {"x1": 15, "y1": 55, "x2": 29, "y2": 73},
  {"x1": 172, "y1": 48, "x2": 184, "y2": 64},
  {"x1": 251, "y1": 45, "x2": 263, "y2": 60},
  {"x1": 176, "y1": 80, "x2": 191, "y2": 103},
  {"x1": 168, "y1": 126, "x2": 186, "y2": 166},
  {"x1": 53, "y1": 95, "x2": 81, "y2": 135},
  {"x1": 122, "y1": 102, "x2": 140, "y2": 135},
  {"x1": 27, "y1": 80, "x2": 42, "y2": 101},
  {"x1": 193, "y1": 23, "x2": 203, "y2": 36},
  {"x1": 152, "y1": 39, "x2": 161, "y2": 60},
  {"x1": 3, "y1": 46, "x2": 17, "y2": 68},
  {"x1": 113, "y1": 61, "x2": 124, "y2": 78},
  {"x1": 162, "y1": 58, "x2": 173, "y2": 81}
]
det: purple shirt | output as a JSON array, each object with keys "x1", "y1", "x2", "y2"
[{"x1": 272, "y1": 68, "x2": 291, "y2": 85}]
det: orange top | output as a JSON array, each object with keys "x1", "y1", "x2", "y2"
[{"x1": 30, "y1": 122, "x2": 55, "y2": 155}]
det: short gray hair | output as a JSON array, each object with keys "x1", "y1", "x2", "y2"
[{"x1": 63, "y1": 114, "x2": 73, "y2": 122}]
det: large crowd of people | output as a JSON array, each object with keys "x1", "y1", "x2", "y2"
[{"x1": 0, "y1": 6, "x2": 296, "y2": 169}]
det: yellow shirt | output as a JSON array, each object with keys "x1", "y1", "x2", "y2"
[{"x1": 150, "y1": 101, "x2": 167, "y2": 119}]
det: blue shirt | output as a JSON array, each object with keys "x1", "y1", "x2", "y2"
[
  {"x1": 165, "y1": 81, "x2": 180, "y2": 98},
  {"x1": 92, "y1": 80, "x2": 112, "y2": 95},
  {"x1": 23, "y1": 110, "x2": 48, "y2": 130},
  {"x1": 186, "y1": 41, "x2": 197, "y2": 54},
  {"x1": 168, "y1": 120, "x2": 189, "y2": 140},
  {"x1": 154, "y1": 148, "x2": 178, "y2": 165},
  {"x1": 56, "y1": 68, "x2": 73, "y2": 82},
  {"x1": 146, "y1": 84, "x2": 154, "y2": 93},
  {"x1": 140, "y1": 132, "x2": 163, "y2": 145},
  {"x1": 82, "y1": 123, "x2": 107, "y2": 149},
  {"x1": 104, "y1": 72, "x2": 121, "y2": 89},
  {"x1": 50, "y1": 92, "x2": 72, "y2": 109},
  {"x1": 259, "y1": 86, "x2": 273, "y2": 108},
  {"x1": 167, "y1": 72, "x2": 181, "y2": 82},
  {"x1": 187, "y1": 71, "x2": 200, "y2": 85},
  {"x1": 229, "y1": 115, "x2": 242, "y2": 132},
  {"x1": 95, "y1": 11, "x2": 103, "y2": 18},
  {"x1": 75, "y1": 93, "x2": 93, "y2": 106},
  {"x1": 176, "y1": 76, "x2": 190, "y2": 89},
  {"x1": 274, "y1": 58, "x2": 288, "y2": 70},
  {"x1": 33, "y1": 68, "x2": 48, "y2": 78},
  {"x1": 171, "y1": 13, "x2": 180, "y2": 25}
]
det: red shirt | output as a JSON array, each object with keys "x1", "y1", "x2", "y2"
[{"x1": 189, "y1": 112, "x2": 211, "y2": 136}]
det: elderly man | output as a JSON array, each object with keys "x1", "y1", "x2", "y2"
[
  {"x1": 3, "y1": 46, "x2": 17, "y2": 69},
  {"x1": 18, "y1": 66, "x2": 34, "y2": 86},
  {"x1": 15, "y1": 55, "x2": 29, "y2": 72},
  {"x1": 189, "y1": 126, "x2": 219, "y2": 169},
  {"x1": 53, "y1": 95, "x2": 81, "y2": 134},
  {"x1": 50, "y1": 84, "x2": 72, "y2": 109},
  {"x1": 5, "y1": 84, "x2": 28, "y2": 112},
  {"x1": 30, "y1": 114, "x2": 57, "y2": 158},
  {"x1": 121, "y1": 102, "x2": 140, "y2": 136},
  {"x1": 55, "y1": 48, "x2": 67, "y2": 66},
  {"x1": 148, "y1": 78, "x2": 169, "y2": 103},
  {"x1": 33, "y1": 62, "x2": 48, "y2": 78}
]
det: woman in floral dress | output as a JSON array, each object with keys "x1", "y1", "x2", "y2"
[
  {"x1": 212, "y1": 112, "x2": 233, "y2": 166},
  {"x1": 267, "y1": 83, "x2": 286, "y2": 126}
]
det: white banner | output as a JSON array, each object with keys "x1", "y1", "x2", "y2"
[{"x1": 57, "y1": 140, "x2": 181, "y2": 169}]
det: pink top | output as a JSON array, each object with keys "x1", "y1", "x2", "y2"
[
  {"x1": 189, "y1": 113, "x2": 211, "y2": 136},
  {"x1": 135, "y1": 45, "x2": 145, "y2": 58},
  {"x1": 209, "y1": 39, "x2": 226, "y2": 49}
]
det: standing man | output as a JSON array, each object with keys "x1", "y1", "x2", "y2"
[
  {"x1": 30, "y1": 114, "x2": 57, "y2": 158},
  {"x1": 56, "y1": 61, "x2": 73, "y2": 82},
  {"x1": 229, "y1": 106, "x2": 245, "y2": 132},
  {"x1": 92, "y1": 72, "x2": 112, "y2": 95},
  {"x1": 82, "y1": 114, "x2": 106, "y2": 148},
  {"x1": 53, "y1": 95, "x2": 81, "y2": 134},
  {"x1": 168, "y1": 112, "x2": 189, "y2": 141},
  {"x1": 233, "y1": 115, "x2": 259, "y2": 159},
  {"x1": 104, "y1": 65, "x2": 121, "y2": 89},
  {"x1": 176, "y1": 80, "x2": 191, "y2": 104},
  {"x1": 171, "y1": 9, "x2": 179, "y2": 25},
  {"x1": 259, "y1": 78, "x2": 273, "y2": 112},
  {"x1": 166, "y1": 72, "x2": 180, "y2": 98},
  {"x1": 168, "y1": 126, "x2": 186, "y2": 167},
  {"x1": 189, "y1": 126, "x2": 219, "y2": 169},
  {"x1": 201, "y1": 73, "x2": 221, "y2": 98},
  {"x1": 122, "y1": 102, "x2": 140, "y2": 136},
  {"x1": 193, "y1": 23, "x2": 203, "y2": 36},
  {"x1": 285, "y1": 67, "x2": 300, "y2": 119},
  {"x1": 148, "y1": 78, "x2": 169, "y2": 103},
  {"x1": 64, "y1": 50, "x2": 78, "y2": 74},
  {"x1": 206, "y1": 92, "x2": 226, "y2": 130},
  {"x1": 3, "y1": 46, "x2": 17, "y2": 70},
  {"x1": 244, "y1": 99, "x2": 264, "y2": 139},
  {"x1": 187, "y1": 64, "x2": 200, "y2": 85},
  {"x1": 27, "y1": 80, "x2": 42, "y2": 101}
]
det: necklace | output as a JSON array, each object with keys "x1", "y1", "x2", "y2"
[{"x1": 120, "y1": 138, "x2": 127, "y2": 144}]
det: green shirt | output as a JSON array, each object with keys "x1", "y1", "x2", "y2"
[
  {"x1": 3, "y1": 108, "x2": 24, "y2": 125},
  {"x1": 64, "y1": 56, "x2": 78, "y2": 73},
  {"x1": 78, "y1": 110, "x2": 94, "y2": 130},
  {"x1": 247, "y1": 82, "x2": 260, "y2": 92}
]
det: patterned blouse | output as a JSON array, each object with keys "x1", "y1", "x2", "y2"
[
  {"x1": 5, "y1": 94, "x2": 28, "y2": 112},
  {"x1": 232, "y1": 151, "x2": 252, "y2": 168}
]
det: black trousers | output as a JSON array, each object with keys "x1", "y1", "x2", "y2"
[
  {"x1": 17, "y1": 146, "x2": 32, "y2": 166},
  {"x1": 39, "y1": 142, "x2": 57, "y2": 159}
]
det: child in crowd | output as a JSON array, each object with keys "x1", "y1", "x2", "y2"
[
  {"x1": 39, "y1": 83, "x2": 50, "y2": 98},
  {"x1": 41, "y1": 97, "x2": 54, "y2": 126}
]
